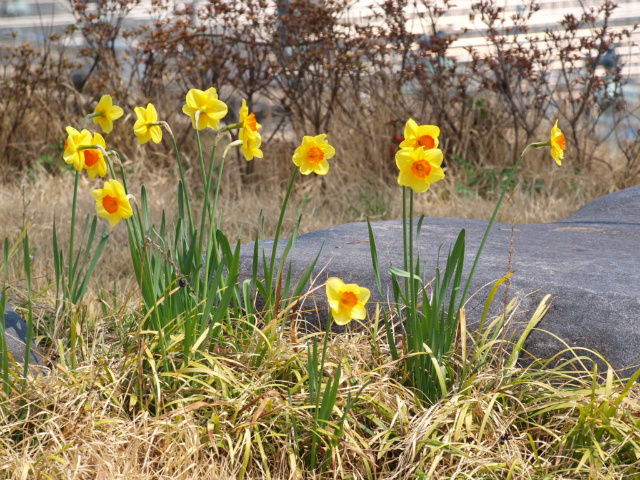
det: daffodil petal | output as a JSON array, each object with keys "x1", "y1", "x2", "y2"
[
  {"x1": 351, "y1": 304, "x2": 367, "y2": 320},
  {"x1": 423, "y1": 148, "x2": 444, "y2": 167},
  {"x1": 404, "y1": 118, "x2": 419, "y2": 139},
  {"x1": 426, "y1": 165, "x2": 446, "y2": 183},
  {"x1": 322, "y1": 144, "x2": 336, "y2": 160},
  {"x1": 357, "y1": 287, "x2": 371, "y2": 304},
  {"x1": 395, "y1": 149, "x2": 414, "y2": 170},
  {"x1": 417, "y1": 124, "x2": 440, "y2": 140},
  {"x1": 109, "y1": 105, "x2": 124, "y2": 120},
  {"x1": 332, "y1": 309, "x2": 352, "y2": 326},
  {"x1": 150, "y1": 125, "x2": 162, "y2": 144},
  {"x1": 313, "y1": 160, "x2": 329, "y2": 175}
]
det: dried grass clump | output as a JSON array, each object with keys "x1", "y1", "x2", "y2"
[{"x1": 2, "y1": 303, "x2": 640, "y2": 479}]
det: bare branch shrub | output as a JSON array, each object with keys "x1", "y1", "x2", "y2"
[
  {"x1": 0, "y1": 32, "x2": 79, "y2": 170},
  {"x1": 1, "y1": 0, "x2": 638, "y2": 189}
]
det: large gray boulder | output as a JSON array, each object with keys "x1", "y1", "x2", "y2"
[
  {"x1": 239, "y1": 186, "x2": 640, "y2": 375},
  {"x1": 2, "y1": 296, "x2": 42, "y2": 367}
]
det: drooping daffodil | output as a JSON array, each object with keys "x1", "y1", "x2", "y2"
[
  {"x1": 92, "y1": 94, "x2": 124, "y2": 134},
  {"x1": 239, "y1": 99, "x2": 263, "y2": 161},
  {"x1": 133, "y1": 103, "x2": 163, "y2": 145}
]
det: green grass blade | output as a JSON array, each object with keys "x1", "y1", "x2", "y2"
[
  {"x1": 73, "y1": 228, "x2": 110, "y2": 304},
  {"x1": 367, "y1": 219, "x2": 398, "y2": 360},
  {"x1": 506, "y1": 294, "x2": 552, "y2": 368},
  {"x1": 1, "y1": 238, "x2": 11, "y2": 393},
  {"x1": 22, "y1": 233, "x2": 33, "y2": 378},
  {"x1": 52, "y1": 216, "x2": 61, "y2": 304},
  {"x1": 478, "y1": 272, "x2": 514, "y2": 336}
]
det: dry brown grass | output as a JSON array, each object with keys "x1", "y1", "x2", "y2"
[{"x1": 2, "y1": 320, "x2": 640, "y2": 479}]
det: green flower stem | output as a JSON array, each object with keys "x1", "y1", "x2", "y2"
[
  {"x1": 197, "y1": 127, "x2": 225, "y2": 290},
  {"x1": 205, "y1": 139, "x2": 242, "y2": 273},
  {"x1": 460, "y1": 143, "x2": 533, "y2": 305},
  {"x1": 405, "y1": 188, "x2": 420, "y2": 392},
  {"x1": 200, "y1": 124, "x2": 241, "y2": 246},
  {"x1": 212, "y1": 139, "x2": 242, "y2": 223},
  {"x1": 408, "y1": 188, "x2": 416, "y2": 348},
  {"x1": 198, "y1": 142, "x2": 220, "y2": 298},
  {"x1": 83, "y1": 112, "x2": 102, "y2": 125},
  {"x1": 167, "y1": 133, "x2": 195, "y2": 235},
  {"x1": 207, "y1": 124, "x2": 242, "y2": 205},
  {"x1": 213, "y1": 123, "x2": 241, "y2": 151},
  {"x1": 206, "y1": 124, "x2": 241, "y2": 190},
  {"x1": 402, "y1": 187, "x2": 410, "y2": 344},
  {"x1": 67, "y1": 171, "x2": 79, "y2": 297},
  {"x1": 318, "y1": 313, "x2": 333, "y2": 406},
  {"x1": 200, "y1": 130, "x2": 242, "y2": 298},
  {"x1": 402, "y1": 188, "x2": 408, "y2": 273},
  {"x1": 92, "y1": 146, "x2": 118, "y2": 180},
  {"x1": 206, "y1": 129, "x2": 234, "y2": 218},
  {"x1": 195, "y1": 129, "x2": 207, "y2": 186},
  {"x1": 122, "y1": 167, "x2": 146, "y2": 248},
  {"x1": 267, "y1": 168, "x2": 298, "y2": 291},
  {"x1": 310, "y1": 311, "x2": 334, "y2": 470}
]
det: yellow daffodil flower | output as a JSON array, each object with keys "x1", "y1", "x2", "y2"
[
  {"x1": 92, "y1": 94, "x2": 124, "y2": 134},
  {"x1": 399, "y1": 118, "x2": 440, "y2": 151},
  {"x1": 133, "y1": 103, "x2": 163, "y2": 145},
  {"x1": 239, "y1": 99, "x2": 263, "y2": 161},
  {"x1": 83, "y1": 133, "x2": 107, "y2": 179},
  {"x1": 550, "y1": 120, "x2": 566, "y2": 166},
  {"x1": 396, "y1": 147, "x2": 445, "y2": 193},
  {"x1": 63, "y1": 126, "x2": 93, "y2": 172},
  {"x1": 292, "y1": 134, "x2": 335, "y2": 175},
  {"x1": 92, "y1": 179, "x2": 133, "y2": 227},
  {"x1": 326, "y1": 277, "x2": 370, "y2": 326},
  {"x1": 182, "y1": 88, "x2": 228, "y2": 130},
  {"x1": 240, "y1": 130, "x2": 263, "y2": 161}
]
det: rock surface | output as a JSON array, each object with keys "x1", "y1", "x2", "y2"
[
  {"x1": 2, "y1": 296, "x2": 42, "y2": 366},
  {"x1": 239, "y1": 186, "x2": 640, "y2": 375}
]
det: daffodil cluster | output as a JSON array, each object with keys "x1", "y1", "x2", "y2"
[
  {"x1": 179, "y1": 89, "x2": 264, "y2": 160},
  {"x1": 63, "y1": 88, "x2": 276, "y2": 227},
  {"x1": 393, "y1": 118, "x2": 445, "y2": 193},
  {"x1": 62, "y1": 83, "x2": 567, "y2": 257},
  {"x1": 63, "y1": 127, "x2": 107, "y2": 179},
  {"x1": 63, "y1": 94, "x2": 132, "y2": 226}
]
